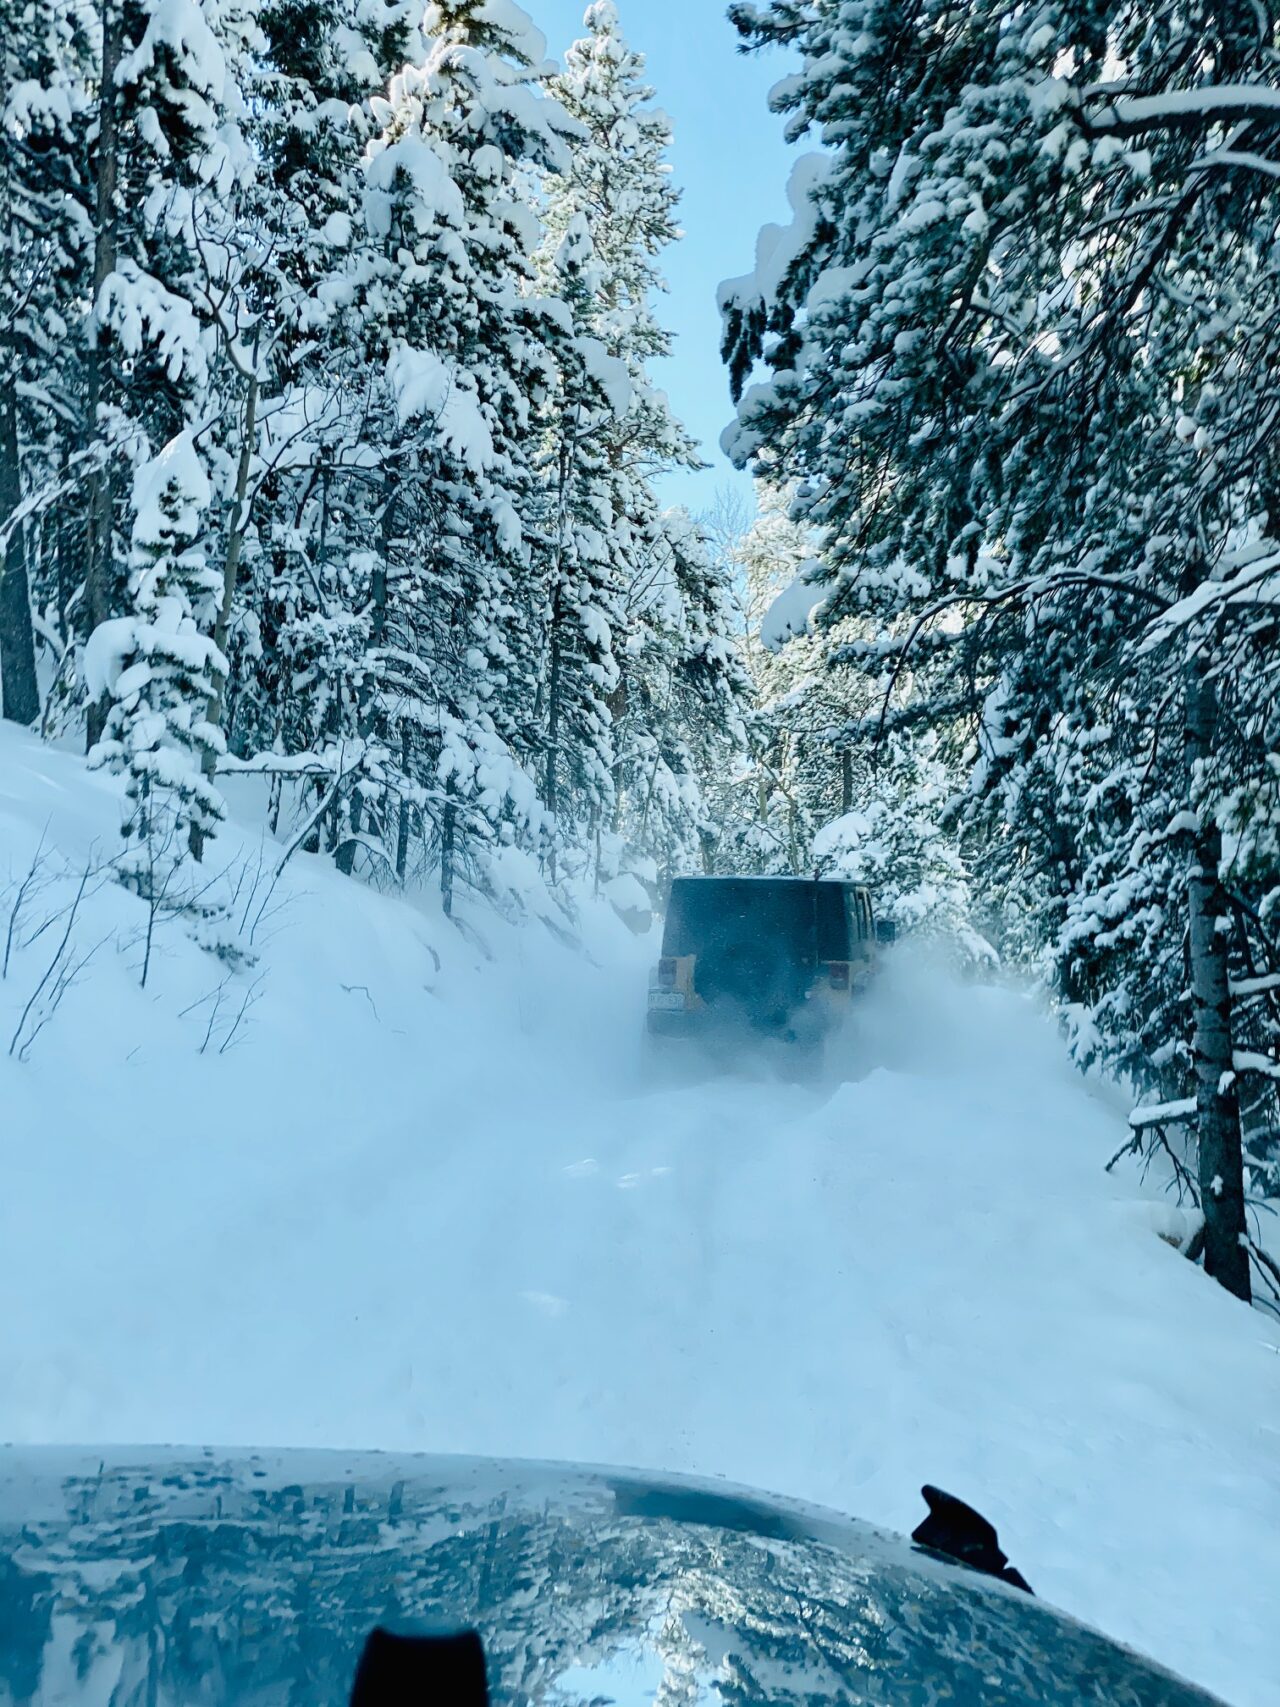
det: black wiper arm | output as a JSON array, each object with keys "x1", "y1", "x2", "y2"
[{"x1": 912, "y1": 1485, "x2": 1034, "y2": 1595}]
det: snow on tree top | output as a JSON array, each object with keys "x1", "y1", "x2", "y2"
[
  {"x1": 423, "y1": 0, "x2": 549, "y2": 71},
  {"x1": 761, "y1": 560, "x2": 825, "y2": 652},
  {"x1": 365, "y1": 113, "x2": 466, "y2": 235},
  {"x1": 117, "y1": 0, "x2": 228, "y2": 104},
  {"x1": 131, "y1": 432, "x2": 212, "y2": 548}
]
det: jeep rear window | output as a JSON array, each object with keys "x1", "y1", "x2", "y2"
[{"x1": 662, "y1": 880, "x2": 852, "y2": 964}]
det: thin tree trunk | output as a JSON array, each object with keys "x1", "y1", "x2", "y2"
[
  {"x1": 190, "y1": 366, "x2": 259, "y2": 861},
  {"x1": 57, "y1": 443, "x2": 79, "y2": 639},
  {"x1": 337, "y1": 481, "x2": 392, "y2": 878},
  {"x1": 1184, "y1": 659, "x2": 1251, "y2": 1302},
  {"x1": 84, "y1": 0, "x2": 121, "y2": 749},
  {"x1": 210, "y1": 371, "x2": 258, "y2": 671},
  {"x1": 543, "y1": 588, "x2": 564, "y2": 885},
  {"x1": 395, "y1": 725, "x2": 411, "y2": 882},
  {"x1": 840, "y1": 748, "x2": 854, "y2": 815},
  {"x1": 440, "y1": 786, "x2": 456, "y2": 917},
  {"x1": 541, "y1": 422, "x2": 576, "y2": 885},
  {"x1": 0, "y1": 387, "x2": 39, "y2": 725},
  {"x1": 303, "y1": 777, "x2": 324, "y2": 855}
]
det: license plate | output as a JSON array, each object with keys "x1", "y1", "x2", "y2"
[{"x1": 649, "y1": 992, "x2": 686, "y2": 1011}]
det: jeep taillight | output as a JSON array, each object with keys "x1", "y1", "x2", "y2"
[
  {"x1": 827, "y1": 961, "x2": 850, "y2": 990},
  {"x1": 657, "y1": 958, "x2": 677, "y2": 990}
]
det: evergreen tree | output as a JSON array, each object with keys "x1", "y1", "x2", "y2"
[
  {"x1": 355, "y1": 0, "x2": 576, "y2": 906},
  {"x1": 87, "y1": 432, "x2": 226, "y2": 882},
  {"x1": 0, "y1": 0, "x2": 91, "y2": 725},
  {"x1": 544, "y1": 1, "x2": 747, "y2": 891},
  {"x1": 725, "y1": 0, "x2": 1280, "y2": 1297},
  {"x1": 530, "y1": 212, "x2": 628, "y2": 877},
  {"x1": 74, "y1": 0, "x2": 252, "y2": 771}
]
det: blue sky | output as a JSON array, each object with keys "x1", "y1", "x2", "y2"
[{"x1": 533, "y1": 0, "x2": 798, "y2": 516}]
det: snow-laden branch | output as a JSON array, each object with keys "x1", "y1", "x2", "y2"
[
  {"x1": 1233, "y1": 1050, "x2": 1280, "y2": 1081},
  {"x1": 1139, "y1": 542, "x2": 1280, "y2": 652},
  {"x1": 271, "y1": 747, "x2": 373, "y2": 880},
  {"x1": 1083, "y1": 83, "x2": 1280, "y2": 137},
  {"x1": 1129, "y1": 1098, "x2": 1197, "y2": 1129},
  {"x1": 1191, "y1": 147, "x2": 1280, "y2": 180},
  {"x1": 0, "y1": 443, "x2": 110, "y2": 554}
]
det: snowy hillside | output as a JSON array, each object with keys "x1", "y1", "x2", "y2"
[{"x1": 3, "y1": 722, "x2": 1280, "y2": 1707}]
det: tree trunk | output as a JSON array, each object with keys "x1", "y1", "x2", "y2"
[
  {"x1": 191, "y1": 367, "x2": 259, "y2": 861},
  {"x1": 303, "y1": 777, "x2": 324, "y2": 855},
  {"x1": 440, "y1": 787, "x2": 456, "y2": 917},
  {"x1": 396, "y1": 723, "x2": 411, "y2": 883},
  {"x1": 1184, "y1": 660, "x2": 1251, "y2": 1302},
  {"x1": 543, "y1": 587, "x2": 564, "y2": 884},
  {"x1": 0, "y1": 387, "x2": 39, "y2": 725},
  {"x1": 84, "y1": 0, "x2": 121, "y2": 749},
  {"x1": 840, "y1": 748, "x2": 853, "y2": 815},
  {"x1": 540, "y1": 424, "x2": 575, "y2": 885},
  {"x1": 336, "y1": 482, "x2": 393, "y2": 878}
]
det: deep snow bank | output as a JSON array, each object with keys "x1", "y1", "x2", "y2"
[{"x1": 3, "y1": 723, "x2": 1280, "y2": 1706}]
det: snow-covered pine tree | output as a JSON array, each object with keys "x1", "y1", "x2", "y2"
[
  {"x1": 354, "y1": 0, "x2": 575, "y2": 907},
  {"x1": 77, "y1": 0, "x2": 245, "y2": 764},
  {"x1": 724, "y1": 0, "x2": 1280, "y2": 1298},
  {"x1": 544, "y1": 1, "x2": 699, "y2": 470},
  {"x1": 727, "y1": 485, "x2": 853, "y2": 874},
  {"x1": 543, "y1": 1, "x2": 747, "y2": 892},
  {"x1": 0, "y1": 0, "x2": 91, "y2": 726},
  {"x1": 211, "y1": 0, "x2": 418, "y2": 863},
  {"x1": 87, "y1": 432, "x2": 226, "y2": 886},
  {"x1": 721, "y1": 485, "x2": 985, "y2": 957},
  {"x1": 615, "y1": 506, "x2": 751, "y2": 883},
  {"x1": 530, "y1": 211, "x2": 628, "y2": 879}
]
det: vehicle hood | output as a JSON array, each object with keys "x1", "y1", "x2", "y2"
[{"x1": 0, "y1": 1447, "x2": 1223, "y2": 1705}]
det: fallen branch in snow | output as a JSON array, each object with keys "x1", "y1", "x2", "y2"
[
  {"x1": 272, "y1": 755, "x2": 366, "y2": 880},
  {"x1": 217, "y1": 750, "x2": 348, "y2": 778},
  {"x1": 1109, "y1": 1115, "x2": 1200, "y2": 1207},
  {"x1": 341, "y1": 983, "x2": 380, "y2": 1022},
  {"x1": 275, "y1": 790, "x2": 342, "y2": 878},
  {"x1": 1106, "y1": 1132, "x2": 1143, "y2": 1172}
]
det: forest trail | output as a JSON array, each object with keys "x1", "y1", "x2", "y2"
[{"x1": 3, "y1": 720, "x2": 1280, "y2": 1705}]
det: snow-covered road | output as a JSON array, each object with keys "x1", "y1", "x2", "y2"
[{"x1": 3, "y1": 723, "x2": 1280, "y2": 1705}]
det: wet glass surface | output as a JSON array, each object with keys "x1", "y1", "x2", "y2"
[{"x1": 0, "y1": 1451, "x2": 1222, "y2": 1705}]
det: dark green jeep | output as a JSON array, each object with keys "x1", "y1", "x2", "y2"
[{"x1": 647, "y1": 875, "x2": 888, "y2": 1047}]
